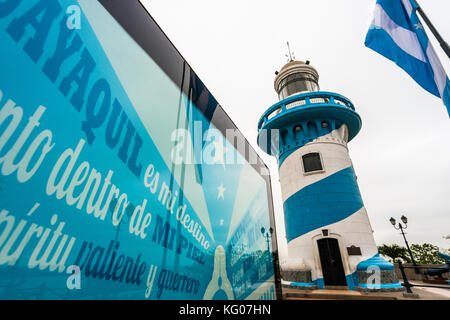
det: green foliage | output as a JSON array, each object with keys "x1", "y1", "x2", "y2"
[
  {"x1": 379, "y1": 243, "x2": 446, "y2": 264},
  {"x1": 410, "y1": 243, "x2": 445, "y2": 264},
  {"x1": 378, "y1": 244, "x2": 411, "y2": 263}
]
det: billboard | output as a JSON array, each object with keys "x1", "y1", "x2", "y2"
[{"x1": 0, "y1": 0, "x2": 280, "y2": 299}]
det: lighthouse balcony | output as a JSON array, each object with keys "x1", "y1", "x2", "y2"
[
  {"x1": 257, "y1": 92, "x2": 362, "y2": 158},
  {"x1": 258, "y1": 91, "x2": 361, "y2": 134}
]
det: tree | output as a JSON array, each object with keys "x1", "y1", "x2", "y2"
[
  {"x1": 377, "y1": 244, "x2": 411, "y2": 263},
  {"x1": 410, "y1": 243, "x2": 445, "y2": 264}
]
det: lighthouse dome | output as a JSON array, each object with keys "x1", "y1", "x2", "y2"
[{"x1": 274, "y1": 60, "x2": 320, "y2": 100}]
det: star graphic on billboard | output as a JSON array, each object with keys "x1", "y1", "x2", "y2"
[{"x1": 217, "y1": 184, "x2": 226, "y2": 200}]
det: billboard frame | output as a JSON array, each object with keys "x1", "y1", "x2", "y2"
[{"x1": 98, "y1": 0, "x2": 282, "y2": 300}]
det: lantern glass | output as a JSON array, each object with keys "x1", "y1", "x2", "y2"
[{"x1": 401, "y1": 215, "x2": 408, "y2": 225}]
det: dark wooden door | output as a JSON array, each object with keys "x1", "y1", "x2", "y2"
[{"x1": 317, "y1": 238, "x2": 347, "y2": 286}]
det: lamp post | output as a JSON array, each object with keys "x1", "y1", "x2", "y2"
[
  {"x1": 261, "y1": 227, "x2": 273, "y2": 253},
  {"x1": 389, "y1": 215, "x2": 419, "y2": 273}
]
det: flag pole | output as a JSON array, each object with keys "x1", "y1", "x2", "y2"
[{"x1": 413, "y1": 0, "x2": 450, "y2": 59}]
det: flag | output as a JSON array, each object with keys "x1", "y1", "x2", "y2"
[{"x1": 365, "y1": 0, "x2": 450, "y2": 116}]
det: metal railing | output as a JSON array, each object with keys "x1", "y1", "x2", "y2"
[
  {"x1": 258, "y1": 91, "x2": 356, "y2": 131},
  {"x1": 397, "y1": 260, "x2": 450, "y2": 294}
]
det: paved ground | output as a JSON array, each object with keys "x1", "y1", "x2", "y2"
[
  {"x1": 406, "y1": 281, "x2": 450, "y2": 300},
  {"x1": 283, "y1": 282, "x2": 450, "y2": 300}
]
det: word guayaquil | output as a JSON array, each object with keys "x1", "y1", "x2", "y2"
[
  {"x1": 0, "y1": 0, "x2": 144, "y2": 179},
  {"x1": 0, "y1": 0, "x2": 210, "y2": 248}
]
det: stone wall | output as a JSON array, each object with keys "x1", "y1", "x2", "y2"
[
  {"x1": 280, "y1": 269, "x2": 312, "y2": 283},
  {"x1": 394, "y1": 263, "x2": 450, "y2": 281}
]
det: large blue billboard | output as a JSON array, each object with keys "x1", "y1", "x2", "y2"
[{"x1": 0, "y1": 0, "x2": 280, "y2": 299}]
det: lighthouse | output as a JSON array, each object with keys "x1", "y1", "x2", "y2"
[{"x1": 257, "y1": 57, "x2": 402, "y2": 291}]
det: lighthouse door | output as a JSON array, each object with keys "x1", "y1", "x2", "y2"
[{"x1": 317, "y1": 238, "x2": 347, "y2": 286}]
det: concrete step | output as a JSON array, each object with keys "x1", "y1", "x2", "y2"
[{"x1": 324, "y1": 285, "x2": 348, "y2": 290}]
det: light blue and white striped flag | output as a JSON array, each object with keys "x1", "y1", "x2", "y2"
[{"x1": 365, "y1": 0, "x2": 450, "y2": 116}]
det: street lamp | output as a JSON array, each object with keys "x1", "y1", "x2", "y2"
[
  {"x1": 261, "y1": 227, "x2": 273, "y2": 253},
  {"x1": 389, "y1": 215, "x2": 419, "y2": 273}
]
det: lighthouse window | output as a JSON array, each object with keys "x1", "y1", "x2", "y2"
[
  {"x1": 302, "y1": 153, "x2": 323, "y2": 173},
  {"x1": 277, "y1": 73, "x2": 319, "y2": 100}
]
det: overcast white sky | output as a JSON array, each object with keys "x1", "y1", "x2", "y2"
[{"x1": 142, "y1": 0, "x2": 450, "y2": 260}]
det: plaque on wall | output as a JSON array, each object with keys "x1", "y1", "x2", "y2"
[{"x1": 347, "y1": 245, "x2": 362, "y2": 256}]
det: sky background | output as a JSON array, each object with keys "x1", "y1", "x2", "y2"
[{"x1": 141, "y1": 0, "x2": 450, "y2": 261}]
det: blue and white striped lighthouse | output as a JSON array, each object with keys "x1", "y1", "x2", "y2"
[{"x1": 257, "y1": 59, "x2": 402, "y2": 291}]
